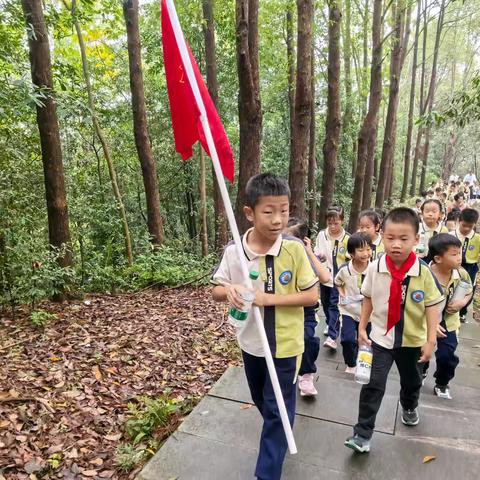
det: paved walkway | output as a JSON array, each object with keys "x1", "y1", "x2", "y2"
[{"x1": 139, "y1": 314, "x2": 480, "y2": 479}]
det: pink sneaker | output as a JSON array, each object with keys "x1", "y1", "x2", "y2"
[
  {"x1": 323, "y1": 337, "x2": 338, "y2": 350},
  {"x1": 298, "y1": 373, "x2": 318, "y2": 396}
]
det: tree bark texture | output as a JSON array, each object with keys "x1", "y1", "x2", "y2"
[
  {"x1": 22, "y1": 0, "x2": 73, "y2": 269},
  {"x1": 235, "y1": 0, "x2": 262, "y2": 234},
  {"x1": 286, "y1": 1, "x2": 296, "y2": 183},
  {"x1": 202, "y1": 0, "x2": 229, "y2": 250},
  {"x1": 123, "y1": 0, "x2": 164, "y2": 246},
  {"x1": 308, "y1": 41, "x2": 316, "y2": 228},
  {"x1": 289, "y1": 0, "x2": 313, "y2": 220},
  {"x1": 319, "y1": 0, "x2": 342, "y2": 228},
  {"x1": 348, "y1": 0, "x2": 382, "y2": 232}
]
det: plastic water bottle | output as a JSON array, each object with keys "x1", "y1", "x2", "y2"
[
  {"x1": 228, "y1": 271, "x2": 260, "y2": 329},
  {"x1": 355, "y1": 344, "x2": 373, "y2": 385},
  {"x1": 450, "y1": 279, "x2": 472, "y2": 303}
]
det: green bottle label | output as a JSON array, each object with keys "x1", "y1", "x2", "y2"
[{"x1": 229, "y1": 308, "x2": 248, "y2": 321}]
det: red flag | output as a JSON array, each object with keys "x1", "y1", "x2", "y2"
[{"x1": 161, "y1": 0, "x2": 234, "y2": 182}]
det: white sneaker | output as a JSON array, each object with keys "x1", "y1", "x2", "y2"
[
  {"x1": 323, "y1": 325, "x2": 329, "y2": 336},
  {"x1": 323, "y1": 337, "x2": 338, "y2": 350},
  {"x1": 345, "y1": 366, "x2": 356, "y2": 374},
  {"x1": 298, "y1": 373, "x2": 318, "y2": 396},
  {"x1": 434, "y1": 385, "x2": 452, "y2": 399}
]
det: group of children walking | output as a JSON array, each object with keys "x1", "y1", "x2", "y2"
[{"x1": 211, "y1": 172, "x2": 479, "y2": 479}]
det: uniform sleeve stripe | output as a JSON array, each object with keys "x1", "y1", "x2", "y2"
[{"x1": 300, "y1": 280, "x2": 319, "y2": 291}]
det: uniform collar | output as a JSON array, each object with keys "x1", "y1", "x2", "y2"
[
  {"x1": 428, "y1": 262, "x2": 460, "y2": 283},
  {"x1": 325, "y1": 228, "x2": 347, "y2": 242},
  {"x1": 372, "y1": 234, "x2": 382, "y2": 246},
  {"x1": 378, "y1": 254, "x2": 421, "y2": 277},
  {"x1": 242, "y1": 228, "x2": 283, "y2": 260},
  {"x1": 455, "y1": 227, "x2": 475, "y2": 240},
  {"x1": 348, "y1": 260, "x2": 368, "y2": 276},
  {"x1": 421, "y1": 220, "x2": 443, "y2": 234}
]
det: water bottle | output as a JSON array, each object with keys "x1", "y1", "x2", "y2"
[
  {"x1": 450, "y1": 279, "x2": 472, "y2": 303},
  {"x1": 355, "y1": 344, "x2": 373, "y2": 385},
  {"x1": 228, "y1": 271, "x2": 260, "y2": 329}
]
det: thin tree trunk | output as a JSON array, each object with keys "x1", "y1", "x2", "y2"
[
  {"x1": 289, "y1": 0, "x2": 313, "y2": 220},
  {"x1": 68, "y1": 0, "x2": 133, "y2": 265},
  {"x1": 442, "y1": 130, "x2": 457, "y2": 183},
  {"x1": 199, "y1": 146, "x2": 208, "y2": 257},
  {"x1": 348, "y1": 0, "x2": 383, "y2": 231},
  {"x1": 286, "y1": 1, "x2": 296, "y2": 178},
  {"x1": 376, "y1": 0, "x2": 410, "y2": 207},
  {"x1": 123, "y1": 0, "x2": 163, "y2": 246},
  {"x1": 319, "y1": 0, "x2": 342, "y2": 227},
  {"x1": 419, "y1": 0, "x2": 446, "y2": 193},
  {"x1": 21, "y1": 0, "x2": 73, "y2": 270},
  {"x1": 308, "y1": 41, "x2": 316, "y2": 227},
  {"x1": 235, "y1": 0, "x2": 262, "y2": 234},
  {"x1": 361, "y1": 0, "x2": 369, "y2": 116},
  {"x1": 202, "y1": 0, "x2": 228, "y2": 250},
  {"x1": 401, "y1": 0, "x2": 421, "y2": 202},
  {"x1": 342, "y1": 0, "x2": 354, "y2": 176}
]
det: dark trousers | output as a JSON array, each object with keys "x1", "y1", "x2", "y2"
[
  {"x1": 299, "y1": 306, "x2": 320, "y2": 375},
  {"x1": 242, "y1": 351, "x2": 297, "y2": 480},
  {"x1": 434, "y1": 329, "x2": 459, "y2": 387},
  {"x1": 340, "y1": 316, "x2": 371, "y2": 367},
  {"x1": 460, "y1": 262, "x2": 478, "y2": 317},
  {"x1": 354, "y1": 343, "x2": 423, "y2": 439},
  {"x1": 320, "y1": 284, "x2": 340, "y2": 340}
]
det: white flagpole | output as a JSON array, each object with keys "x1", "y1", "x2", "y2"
[{"x1": 165, "y1": 0, "x2": 297, "y2": 455}]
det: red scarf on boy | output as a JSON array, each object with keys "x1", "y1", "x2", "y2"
[{"x1": 385, "y1": 251, "x2": 417, "y2": 335}]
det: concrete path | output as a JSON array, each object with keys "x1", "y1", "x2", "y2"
[{"x1": 139, "y1": 314, "x2": 480, "y2": 480}]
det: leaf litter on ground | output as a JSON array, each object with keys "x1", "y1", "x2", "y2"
[{"x1": 0, "y1": 287, "x2": 240, "y2": 479}]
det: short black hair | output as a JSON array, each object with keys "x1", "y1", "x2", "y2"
[
  {"x1": 374, "y1": 208, "x2": 386, "y2": 221},
  {"x1": 454, "y1": 192, "x2": 465, "y2": 201},
  {"x1": 347, "y1": 232, "x2": 372, "y2": 255},
  {"x1": 359, "y1": 209, "x2": 381, "y2": 228},
  {"x1": 435, "y1": 187, "x2": 442, "y2": 192},
  {"x1": 287, "y1": 217, "x2": 311, "y2": 239},
  {"x1": 428, "y1": 233, "x2": 462, "y2": 262},
  {"x1": 326, "y1": 205, "x2": 344, "y2": 221},
  {"x1": 383, "y1": 207, "x2": 420, "y2": 234},
  {"x1": 415, "y1": 198, "x2": 422, "y2": 204},
  {"x1": 421, "y1": 198, "x2": 443, "y2": 213},
  {"x1": 427, "y1": 189, "x2": 434, "y2": 195},
  {"x1": 446, "y1": 210, "x2": 461, "y2": 221},
  {"x1": 421, "y1": 190, "x2": 428, "y2": 197},
  {"x1": 245, "y1": 173, "x2": 290, "y2": 208},
  {"x1": 459, "y1": 208, "x2": 479, "y2": 225}
]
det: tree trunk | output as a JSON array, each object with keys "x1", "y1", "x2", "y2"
[
  {"x1": 400, "y1": 0, "x2": 421, "y2": 202},
  {"x1": 199, "y1": 146, "x2": 209, "y2": 257},
  {"x1": 319, "y1": 0, "x2": 342, "y2": 228},
  {"x1": 442, "y1": 130, "x2": 457, "y2": 183},
  {"x1": 419, "y1": 0, "x2": 446, "y2": 193},
  {"x1": 375, "y1": 0, "x2": 410, "y2": 207},
  {"x1": 286, "y1": 1, "x2": 296, "y2": 179},
  {"x1": 123, "y1": 0, "x2": 164, "y2": 246},
  {"x1": 235, "y1": 0, "x2": 262, "y2": 234},
  {"x1": 348, "y1": 0, "x2": 383, "y2": 231},
  {"x1": 202, "y1": 0, "x2": 228, "y2": 250},
  {"x1": 289, "y1": 0, "x2": 313, "y2": 220},
  {"x1": 342, "y1": 0, "x2": 354, "y2": 175},
  {"x1": 21, "y1": 0, "x2": 73, "y2": 270},
  {"x1": 308, "y1": 41, "x2": 316, "y2": 227},
  {"x1": 68, "y1": 0, "x2": 133, "y2": 265},
  {"x1": 361, "y1": 0, "x2": 369, "y2": 117}
]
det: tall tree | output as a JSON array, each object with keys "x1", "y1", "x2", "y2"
[
  {"x1": 289, "y1": 0, "x2": 314, "y2": 219},
  {"x1": 342, "y1": 0, "x2": 354, "y2": 174},
  {"x1": 286, "y1": 0, "x2": 296, "y2": 177},
  {"x1": 123, "y1": 0, "x2": 164, "y2": 246},
  {"x1": 319, "y1": 0, "x2": 342, "y2": 227},
  {"x1": 67, "y1": 0, "x2": 133, "y2": 265},
  {"x1": 199, "y1": 146, "x2": 208, "y2": 257},
  {"x1": 308, "y1": 41, "x2": 317, "y2": 228},
  {"x1": 401, "y1": 0, "x2": 421, "y2": 202},
  {"x1": 21, "y1": 0, "x2": 73, "y2": 269},
  {"x1": 235, "y1": 0, "x2": 262, "y2": 233},
  {"x1": 202, "y1": 0, "x2": 228, "y2": 250},
  {"x1": 375, "y1": 0, "x2": 410, "y2": 207},
  {"x1": 348, "y1": 0, "x2": 383, "y2": 232}
]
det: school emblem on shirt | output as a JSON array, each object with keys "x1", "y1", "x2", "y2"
[
  {"x1": 468, "y1": 245, "x2": 475, "y2": 251},
  {"x1": 339, "y1": 247, "x2": 346, "y2": 254},
  {"x1": 279, "y1": 271, "x2": 293, "y2": 285},
  {"x1": 411, "y1": 290, "x2": 425, "y2": 303}
]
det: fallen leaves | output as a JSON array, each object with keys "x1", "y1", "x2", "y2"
[
  {"x1": 0, "y1": 287, "x2": 239, "y2": 479},
  {"x1": 423, "y1": 455, "x2": 436, "y2": 464}
]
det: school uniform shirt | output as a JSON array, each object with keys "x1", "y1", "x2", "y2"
[
  {"x1": 212, "y1": 229, "x2": 319, "y2": 358},
  {"x1": 314, "y1": 228, "x2": 350, "y2": 287},
  {"x1": 370, "y1": 235, "x2": 385, "y2": 261},
  {"x1": 430, "y1": 265, "x2": 472, "y2": 332},
  {"x1": 452, "y1": 228, "x2": 480, "y2": 265},
  {"x1": 416, "y1": 221, "x2": 449, "y2": 258},
  {"x1": 334, "y1": 261, "x2": 367, "y2": 321},
  {"x1": 361, "y1": 255, "x2": 444, "y2": 349}
]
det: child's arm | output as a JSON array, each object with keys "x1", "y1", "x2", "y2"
[
  {"x1": 253, "y1": 285, "x2": 318, "y2": 308},
  {"x1": 358, "y1": 297, "x2": 373, "y2": 347},
  {"x1": 212, "y1": 284, "x2": 246, "y2": 310},
  {"x1": 445, "y1": 292, "x2": 472, "y2": 314},
  {"x1": 419, "y1": 304, "x2": 441, "y2": 363},
  {"x1": 304, "y1": 237, "x2": 331, "y2": 284}
]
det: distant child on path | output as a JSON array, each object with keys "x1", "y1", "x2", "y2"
[
  {"x1": 334, "y1": 233, "x2": 372, "y2": 374},
  {"x1": 212, "y1": 173, "x2": 319, "y2": 480},
  {"x1": 314, "y1": 207, "x2": 350, "y2": 350},
  {"x1": 344, "y1": 208, "x2": 444, "y2": 453},
  {"x1": 357, "y1": 209, "x2": 385, "y2": 260},
  {"x1": 417, "y1": 199, "x2": 448, "y2": 262}
]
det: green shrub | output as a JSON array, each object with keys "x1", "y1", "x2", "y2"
[
  {"x1": 113, "y1": 444, "x2": 146, "y2": 473},
  {"x1": 30, "y1": 310, "x2": 58, "y2": 327}
]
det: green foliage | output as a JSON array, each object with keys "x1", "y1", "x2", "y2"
[
  {"x1": 113, "y1": 444, "x2": 146, "y2": 473},
  {"x1": 30, "y1": 310, "x2": 58, "y2": 328}
]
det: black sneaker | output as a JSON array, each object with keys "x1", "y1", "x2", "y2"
[
  {"x1": 401, "y1": 407, "x2": 419, "y2": 426},
  {"x1": 460, "y1": 315, "x2": 467, "y2": 324},
  {"x1": 434, "y1": 385, "x2": 452, "y2": 399},
  {"x1": 344, "y1": 434, "x2": 371, "y2": 453}
]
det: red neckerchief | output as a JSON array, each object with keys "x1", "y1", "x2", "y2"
[{"x1": 385, "y1": 252, "x2": 417, "y2": 335}]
